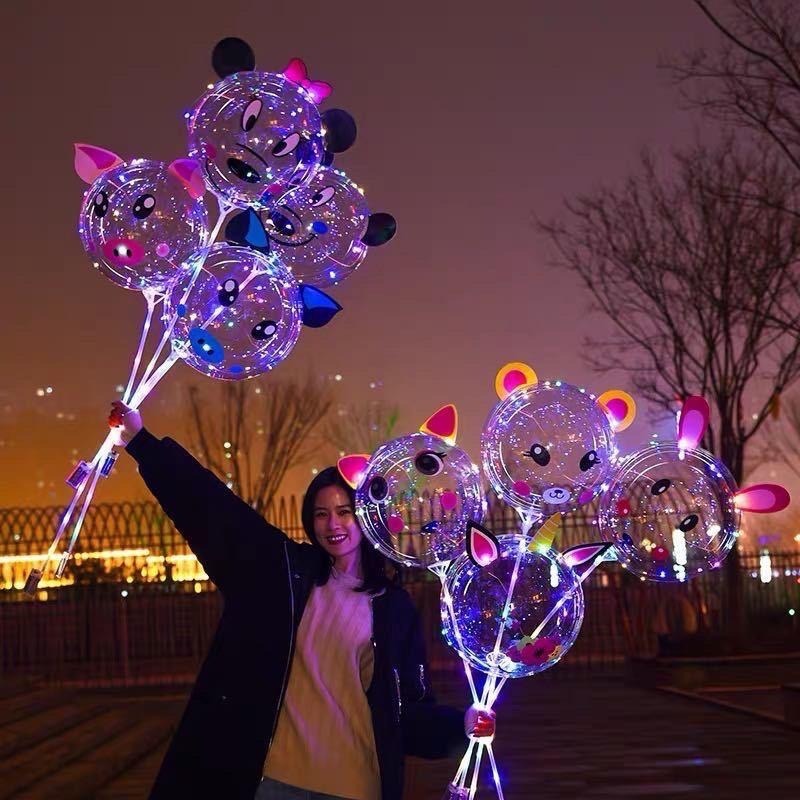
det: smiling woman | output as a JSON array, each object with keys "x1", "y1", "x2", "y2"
[{"x1": 106, "y1": 404, "x2": 488, "y2": 800}]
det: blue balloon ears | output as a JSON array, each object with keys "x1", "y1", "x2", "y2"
[
  {"x1": 362, "y1": 213, "x2": 396, "y2": 246},
  {"x1": 225, "y1": 209, "x2": 269, "y2": 253},
  {"x1": 301, "y1": 285, "x2": 342, "y2": 328},
  {"x1": 212, "y1": 38, "x2": 256, "y2": 79},
  {"x1": 322, "y1": 109, "x2": 357, "y2": 155}
]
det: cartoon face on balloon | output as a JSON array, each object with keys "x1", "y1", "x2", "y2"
[
  {"x1": 263, "y1": 167, "x2": 396, "y2": 287},
  {"x1": 481, "y1": 363, "x2": 636, "y2": 519},
  {"x1": 75, "y1": 144, "x2": 209, "y2": 292},
  {"x1": 166, "y1": 244, "x2": 310, "y2": 380},
  {"x1": 187, "y1": 70, "x2": 325, "y2": 210},
  {"x1": 339, "y1": 406, "x2": 486, "y2": 569},
  {"x1": 599, "y1": 397, "x2": 790, "y2": 582},
  {"x1": 442, "y1": 523, "x2": 611, "y2": 677}
]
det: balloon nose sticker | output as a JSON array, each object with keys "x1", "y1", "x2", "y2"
[
  {"x1": 102, "y1": 238, "x2": 145, "y2": 267},
  {"x1": 543, "y1": 487, "x2": 571, "y2": 505},
  {"x1": 188, "y1": 327, "x2": 224, "y2": 364}
]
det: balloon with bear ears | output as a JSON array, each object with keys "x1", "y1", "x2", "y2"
[
  {"x1": 75, "y1": 144, "x2": 209, "y2": 292},
  {"x1": 481, "y1": 362, "x2": 636, "y2": 519},
  {"x1": 166, "y1": 243, "x2": 342, "y2": 380},
  {"x1": 187, "y1": 39, "x2": 360, "y2": 211},
  {"x1": 227, "y1": 166, "x2": 397, "y2": 288},
  {"x1": 598, "y1": 395, "x2": 791, "y2": 582},
  {"x1": 338, "y1": 405, "x2": 485, "y2": 569}
]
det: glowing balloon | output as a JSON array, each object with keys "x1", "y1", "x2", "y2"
[
  {"x1": 187, "y1": 70, "x2": 325, "y2": 210},
  {"x1": 442, "y1": 533, "x2": 585, "y2": 677},
  {"x1": 166, "y1": 244, "x2": 302, "y2": 380},
  {"x1": 481, "y1": 363, "x2": 636, "y2": 519},
  {"x1": 340, "y1": 406, "x2": 486, "y2": 568},
  {"x1": 598, "y1": 395, "x2": 789, "y2": 582},
  {"x1": 76, "y1": 145, "x2": 209, "y2": 292},
  {"x1": 265, "y1": 166, "x2": 395, "y2": 287}
]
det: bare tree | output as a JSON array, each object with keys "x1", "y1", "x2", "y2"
[
  {"x1": 671, "y1": 1, "x2": 800, "y2": 176},
  {"x1": 186, "y1": 375, "x2": 333, "y2": 514},
  {"x1": 325, "y1": 400, "x2": 400, "y2": 456},
  {"x1": 540, "y1": 140, "x2": 800, "y2": 630}
]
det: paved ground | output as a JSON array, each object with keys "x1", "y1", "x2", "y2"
[{"x1": 2, "y1": 671, "x2": 799, "y2": 799}]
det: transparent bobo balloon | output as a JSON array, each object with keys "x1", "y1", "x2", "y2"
[
  {"x1": 78, "y1": 159, "x2": 209, "y2": 292},
  {"x1": 167, "y1": 243, "x2": 302, "y2": 380},
  {"x1": 481, "y1": 381, "x2": 618, "y2": 518},
  {"x1": 598, "y1": 444, "x2": 739, "y2": 582},
  {"x1": 355, "y1": 433, "x2": 485, "y2": 569},
  {"x1": 188, "y1": 71, "x2": 325, "y2": 210},
  {"x1": 266, "y1": 166, "x2": 369, "y2": 288},
  {"x1": 443, "y1": 534, "x2": 584, "y2": 677}
]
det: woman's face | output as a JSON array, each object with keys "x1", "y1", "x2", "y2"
[{"x1": 313, "y1": 484, "x2": 364, "y2": 562}]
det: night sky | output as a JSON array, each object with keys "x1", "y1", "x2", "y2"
[{"x1": 0, "y1": 2, "x2": 741, "y2": 509}]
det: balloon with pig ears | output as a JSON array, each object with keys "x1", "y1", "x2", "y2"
[
  {"x1": 76, "y1": 144, "x2": 210, "y2": 292},
  {"x1": 598, "y1": 395, "x2": 791, "y2": 582},
  {"x1": 481, "y1": 361, "x2": 636, "y2": 521},
  {"x1": 338, "y1": 405, "x2": 486, "y2": 569}
]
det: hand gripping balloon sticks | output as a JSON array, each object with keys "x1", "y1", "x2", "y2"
[{"x1": 25, "y1": 38, "x2": 396, "y2": 594}]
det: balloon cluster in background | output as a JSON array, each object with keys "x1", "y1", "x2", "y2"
[
  {"x1": 27, "y1": 37, "x2": 397, "y2": 593},
  {"x1": 341, "y1": 362, "x2": 791, "y2": 800}
]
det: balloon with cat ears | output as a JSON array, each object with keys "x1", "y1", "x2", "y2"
[{"x1": 338, "y1": 404, "x2": 485, "y2": 569}]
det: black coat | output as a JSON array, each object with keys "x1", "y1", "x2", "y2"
[{"x1": 127, "y1": 429, "x2": 464, "y2": 800}]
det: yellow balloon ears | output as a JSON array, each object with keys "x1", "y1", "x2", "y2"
[
  {"x1": 597, "y1": 390, "x2": 636, "y2": 432},
  {"x1": 420, "y1": 404, "x2": 458, "y2": 446},
  {"x1": 527, "y1": 513, "x2": 562, "y2": 554},
  {"x1": 494, "y1": 362, "x2": 538, "y2": 400},
  {"x1": 337, "y1": 454, "x2": 371, "y2": 490}
]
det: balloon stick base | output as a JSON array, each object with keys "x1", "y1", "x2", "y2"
[{"x1": 23, "y1": 569, "x2": 43, "y2": 596}]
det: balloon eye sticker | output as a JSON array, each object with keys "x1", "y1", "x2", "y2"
[
  {"x1": 188, "y1": 327, "x2": 224, "y2": 364},
  {"x1": 93, "y1": 190, "x2": 109, "y2": 218},
  {"x1": 218, "y1": 278, "x2": 239, "y2": 306},
  {"x1": 241, "y1": 98, "x2": 262, "y2": 132},
  {"x1": 251, "y1": 319, "x2": 278, "y2": 340}
]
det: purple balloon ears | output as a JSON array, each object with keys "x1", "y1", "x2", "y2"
[
  {"x1": 322, "y1": 109, "x2": 357, "y2": 155},
  {"x1": 212, "y1": 37, "x2": 256, "y2": 79},
  {"x1": 362, "y1": 213, "x2": 397, "y2": 246}
]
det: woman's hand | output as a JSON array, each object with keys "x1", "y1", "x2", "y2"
[
  {"x1": 108, "y1": 401, "x2": 143, "y2": 448},
  {"x1": 464, "y1": 705, "x2": 496, "y2": 739}
]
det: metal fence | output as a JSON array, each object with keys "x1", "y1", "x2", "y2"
[{"x1": 1, "y1": 500, "x2": 798, "y2": 686}]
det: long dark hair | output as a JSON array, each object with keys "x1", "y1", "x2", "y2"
[{"x1": 301, "y1": 466, "x2": 392, "y2": 595}]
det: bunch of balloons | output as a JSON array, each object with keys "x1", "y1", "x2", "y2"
[
  {"x1": 342, "y1": 361, "x2": 790, "y2": 799},
  {"x1": 26, "y1": 38, "x2": 396, "y2": 594}
]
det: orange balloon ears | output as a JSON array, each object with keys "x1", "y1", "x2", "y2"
[
  {"x1": 494, "y1": 362, "x2": 538, "y2": 400},
  {"x1": 168, "y1": 158, "x2": 206, "y2": 199},
  {"x1": 597, "y1": 390, "x2": 636, "y2": 432},
  {"x1": 420, "y1": 404, "x2": 458, "y2": 446},
  {"x1": 676, "y1": 395, "x2": 710, "y2": 451},
  {"x1": 733, "y1": 484, "x2": 791, "y2": 514},
  {"x1": 74, "y1": 143, "x2": 124, "y2": 184},
  {"x1": 337, "y1": 454, "x2": 371, "y2": 490},
  {"x1": 466, "y1": 521, "x2": 500, "y2": 567}
]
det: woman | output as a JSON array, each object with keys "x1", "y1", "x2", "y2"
[{"x1": 109, "y1": 401, "x2": 495, "y2": 800}]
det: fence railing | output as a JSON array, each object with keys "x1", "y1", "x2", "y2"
[{"x1": 2, "y1": 500, "x2": 799, "y2": 686}]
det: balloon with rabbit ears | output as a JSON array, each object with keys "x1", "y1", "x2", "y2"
[
  {"x1": 76, "y1": 144, "x2": 210, "y2": 292},
  {"x1": 481, "y1": 361, "x2": 636, "y2": 520},
  {"x1": 338, "y1": 405, "x2": 486, "y2": 569},
  {"x1": 598, "y1": 394, "x2": 791, "y2": 583}
]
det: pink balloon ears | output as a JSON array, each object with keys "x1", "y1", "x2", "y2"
[
  {"x1": 337, "y1": 454, "x2": 370, "y2": 490},
  {"x1": 466, "y1": 521, "x2": 500, "y2": 567},
  {"x1": 597, "y1": 390, "x2": 636, "y2": 432},
  {"x1": 74, "y1": 143, "x2": 124, "y2": 184},
  {"x1": 420, "y1": 404, "x2": 458, "y2": 446},
  {"x1": 563, "y1": 542, "x2": 616, "y2": 578},
  {"x1": 168, "y1": 158, "x2": 205, "y2": 199},
  {"x1": 494, "y1": 362, "x2": 538, "y2": 400},
  {"x1": 734, "y1": 483, "x2": 791, "y2": 514},
  {"x1": 676, "y1": 395, "x2": 710, "y2": 451},
  {"x1": 282, "y1": 58, "x2": 333, "y2": 104}
]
